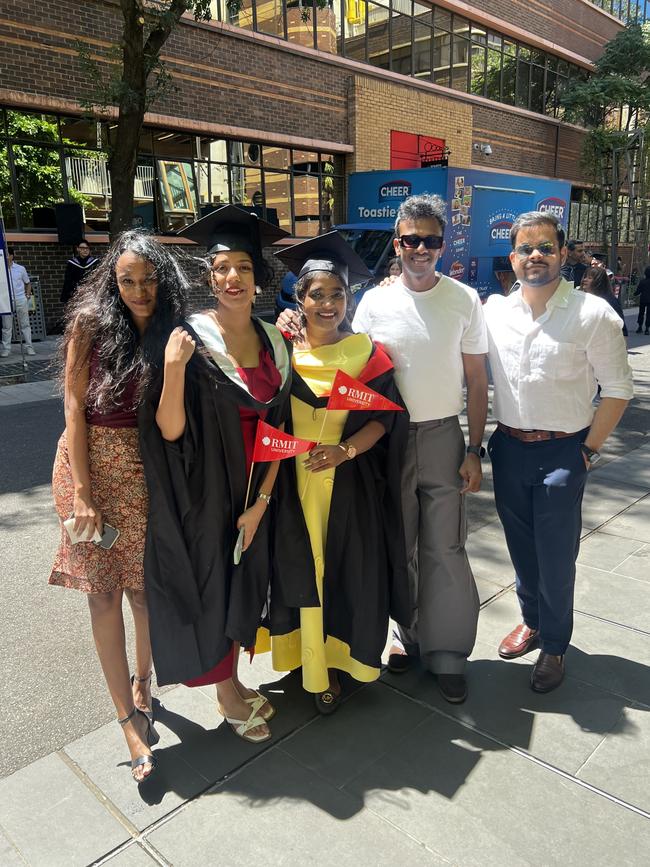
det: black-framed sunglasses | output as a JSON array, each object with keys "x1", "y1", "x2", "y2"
[{"x1": 398, "y1": 234, "x2": 444, "y2": 250}]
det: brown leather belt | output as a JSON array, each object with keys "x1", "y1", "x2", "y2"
[{"x1": 497, "y1": 422, "x2": 576, "y2": 443}]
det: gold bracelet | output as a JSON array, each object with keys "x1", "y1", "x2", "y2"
[{"x1": 257, "y1": 491, "x2": 272, "y2": 505}]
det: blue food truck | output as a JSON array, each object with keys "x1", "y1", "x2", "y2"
[{"x1": 339, "y1": 167, "x2": 571, "y2": 300}]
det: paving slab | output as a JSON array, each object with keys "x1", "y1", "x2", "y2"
[
  {"x1": 574, "y1": 564, "x2": 650, "y2": 632},
  {"x1": 280, "y1": 681, "x2": 431, "y2": 788},
  {"x1": 593, "y1": 444, "x2": 650, "y2": 488},
  {"x1": 466, "y1": 523, "x2": 515, "y2": 588},
  {"x1": 147, "y1": 749, "x2": 449, "y2": 866},
  {"x1": 581, "y1": 475, "x2": 649, "y2": 530},
  {"x1": 577, "y1": 703, "x2": 650, "y2": 814},
  {"x1": 475, "y1": 575, "x2": 507, "y2": 605},
  {"x1": 577, "y1": 531, "x2": 645, "y2": 572},
  {"x1": 343, "y1": 713, "x2": 650, "y2": 867},
  {"x1": 597, "y1": 495, "x2": 650, "y2": 543},
  {"x1": 383, "y1": 638, "x2": 629, "y2": 775},
  {"x1": 0, "y1": 753, "x2": 130, "y2": 867},
  {"x1": 102, "y1": 842, "x2": 160, "y2": 865},
  {"x1": 64, "y1": 690, "x2": 211, "y2": 832},
  {"x1": 613, "y1": 543, "x2": 650, "y2": 583},
  {"x1": 162, "y1": 671, "x2": 319, "y2": 785},
  {"x1": 0, "y1": 828, "x2": 27, "y2": 867}
]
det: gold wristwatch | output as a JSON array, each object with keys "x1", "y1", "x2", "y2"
[{"x1": 338, "y1": 441, "x2": 357, "y2": 460}]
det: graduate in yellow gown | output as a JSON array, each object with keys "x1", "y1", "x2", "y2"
[{"x1": 258, "y1": 233, "x2": 410, "y2": 714}]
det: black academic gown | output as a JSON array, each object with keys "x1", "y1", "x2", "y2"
[
  {"x1": 60, "y1": 256, "x2": 99, "y2": 303},
  {"x1": 270, "y1": 341, "x2": 411, "y2": 670},
  {"x1": 139, "y1": 316, "x2": 317, "y2": 686}
]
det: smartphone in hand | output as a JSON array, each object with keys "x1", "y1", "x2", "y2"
[
  {"x1": 94, "y1": 524, "x2": 120, "y2": 550},
  {"x1": 233, "y1": 525, "x2": 245, "y2": 565}
]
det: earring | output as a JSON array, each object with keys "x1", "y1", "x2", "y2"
[{"x1": 255, "y1": 285, "x2": 262, "y2": 295}]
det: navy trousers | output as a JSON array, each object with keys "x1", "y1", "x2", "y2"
[{"x1": 488, "y1": 427, "x2": 589, "y2": 655}]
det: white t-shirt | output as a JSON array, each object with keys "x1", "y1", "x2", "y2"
[
  {"x1": 9, "y1": 263, "x2": 30, "y2": 303},
  {"x1": 352, "y1": 275, "x2": 488, "y2": 422}
]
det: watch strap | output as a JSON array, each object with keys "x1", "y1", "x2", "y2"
[{"x1": 466, "y1": 445, "x2": 486, "y2": 458}]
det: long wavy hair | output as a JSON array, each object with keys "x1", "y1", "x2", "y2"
[{"x1": 60, "y1": 231, "x2": 189, "y2": 411}]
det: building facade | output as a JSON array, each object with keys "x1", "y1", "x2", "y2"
[{"x1": 0, "y1": 0, "x2": 647, "y2": 328}]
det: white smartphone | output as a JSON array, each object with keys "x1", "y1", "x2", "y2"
[
  {"x1": 233, "y1": 525, "x2": 245, "y2": 565},
  {"x1": 95, "y1": 524, "x2": 120, "y2": 550}
]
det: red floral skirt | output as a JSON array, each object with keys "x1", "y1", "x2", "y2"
[{"x1": 49, "y1": 426, "x2": 147, "y2": 593}]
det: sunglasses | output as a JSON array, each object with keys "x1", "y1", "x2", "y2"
[
  {"x1": 398, "y1": 234, "x2": 444, "y2": 250},
  {"x1": 514, "y1": 242, "x2": 557, "y2": 258}
]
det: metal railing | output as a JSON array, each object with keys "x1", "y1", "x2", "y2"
[{"x1": 65, "y1": 157, "x2": 155, "y2": 199}]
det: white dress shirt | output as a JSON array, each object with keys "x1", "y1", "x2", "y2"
[
  {"x1": 484, "y1": 278, "x2": 633, "y2": 432},
  {"x1": 353, "y1": 274, "x2": 487, "y2": 422}
]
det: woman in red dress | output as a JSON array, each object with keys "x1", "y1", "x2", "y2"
[{"x1": 141, "y1": 206, "x2": 313, "y2": 742}]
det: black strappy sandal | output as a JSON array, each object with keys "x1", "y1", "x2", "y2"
[
  {"x1": 118, "y1": 706, "x2": 159, "y2": 782},
  {"x1": 131, "y1": 671, "x2": 154, "y2": 723}
]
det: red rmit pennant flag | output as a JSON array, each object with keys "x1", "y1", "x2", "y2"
[
  {"x1": 252, "y1": 420, "x2": 315, "y2": 462},
  {"x1": 326, "y1": 369, "x2": 404, "y2": 412}
]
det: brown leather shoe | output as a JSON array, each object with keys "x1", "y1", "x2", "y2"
[
  {"x1": 498, "y1": 624, "x2": 539, "y2": 659},
  {"x1": 530, "y1": 653, "x2": 565, "y2": 693}
]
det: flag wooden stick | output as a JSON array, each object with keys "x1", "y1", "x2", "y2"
[
  {"x1": 300, "y1": 410, "x2": 328, "y2": 502},
  {"x1": 244, "y1": 461, "x2": 255, "y2": 510}
]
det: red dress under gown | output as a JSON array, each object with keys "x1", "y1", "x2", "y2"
[{"x1": 184, "y1": 348, "x2": 282, "y2": 687}]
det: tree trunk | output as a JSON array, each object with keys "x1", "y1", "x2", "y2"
[{"x1": 108, "y1": 4, "x2": 148, "y2": 238}]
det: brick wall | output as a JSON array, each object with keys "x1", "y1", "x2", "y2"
[
  {"x1": 349, "y1": 75, "x2": 473, "y2": 173},
  {"x1": 10, "y1": 240, "x2": 283, "y2": 334},
  {"x1": 459, "y1": 0, "x2": 621, "y2": 63},
  {"x1": 0, "y1": 0, "x2": 351, "y2": 145}
]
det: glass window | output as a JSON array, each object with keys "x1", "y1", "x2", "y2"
[
  {"x1": 228, "y1": 140, "x2": 261, "y2": 166},
  {"x1": 7, "y1": 111, "x2": 59, "y2": 143},
  {"x1": 366, "y1": 3, "x2": 390, "y2": 71},
  {"x1": 65, "y1": 151, "x2": 110, "y2": 231},
  {"x1": 13, "y1": 144, "x2": 64, "y2": 228},
  {"x1": 434, "y1": 30, "x2": 451, "y2": 88},
  {"x1": 229, "y1": 164, "x2": 263, "y2": 208},
  {"x1": 451, "y1": 34, "x2": 469, "y2": 92},
  {"x1": 263, "y1": 146, "x2": 290, "y2": 171},
  {"x1": 263, "y1": 171, "x2": 292, "y2": 233},
  {"x1": 530, "y1": 63, "x2": 545, "y2": 114},
  {"x1": 156, "y1": 159, "x2": 198, "y2": 231},
  {"x1": 452, "y1": 14, "x2": 469, "y2": 35},
  {"x1": 198, "y1": 136, "x2": 228, "y2": 163},
  {"x1": 292, "y1": 150, "x2": 321, "y2": 175},
  {"x1": 392, "y1": 12, "x2": 414, "y2": 75},
  {"x1": 343, "y1": 0, "x2": 367, "y2": 64},
  {"x1": 433, "y1": 8, "x2": 451, "y2": 31},
  {"x1": 412, "y1": 2, "x2": 432, "y2": 26},
  {"x1": 470, "y1": 23, "x2": 486, "y2": 44},
  {"x1": 316, "y1": 1, "x2": 339, "y2": 54},
  {"x1": 153, "y1": 131, "x2": 194, "y2": 158},
  {"x1": 0, "y1": 142, "x2": 17, "y2": 229},
  {"x1": 516, "y1": 56, "x2": 530, "y2": 109},
  {"x1": 60, "y1": 117, "x2": 104, "y2": 150},
  {"x1": 257, "y1": 0, "x2": 286, "y2": 38},
  {"x1": 293, "y1": 171, "x2": 320, "y2": 236},
  {"x1": 413, "y1": 21, "x2": 432, "y2": 80},
  {"x1": 470, "y1": 42, "x2": 486, "y2": 96},
  {"x1": 485, "y1": 47, "x2": 502, "y2": 102}
]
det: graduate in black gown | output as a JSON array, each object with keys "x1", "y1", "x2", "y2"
[
  {"x1": 258, "y1": 232, "x2": 411, "y2": 714},
  {"x1": 139, "y1": 206, "x2": 316, "y2": 743}
]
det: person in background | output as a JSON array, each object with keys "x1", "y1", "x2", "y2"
[
  {"x1": 386, "y1": 256, "x2": 402, "y2": 278},
  {"x1": 61, "y1": 239, "x2": 100, "y2": 305},
  {"x1": 1, "y1": 247, "x2": 34, "y2": 357},
  {"x1": 49, "y1": 232, "x2": 188, "y2": 782},
  {"x1": 581, "y1": 266, "x2": 628, "y2": 336},
  {"x1": 560, "y1": 239, "x2": 587, "y2": 288},
  {"x1": 634, "y1": 265, "x2": 650, "y2": 335},
  {"x1": 590, "y1": 253, "x2": 614, "y2": 279}
]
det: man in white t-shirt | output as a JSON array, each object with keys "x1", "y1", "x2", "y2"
[
  {"x1": 1, "y1": 247, "x2": 35, "y2": 356},
  {"x1": 353, "y1": 194, "x2": 488, "y2": 703}
]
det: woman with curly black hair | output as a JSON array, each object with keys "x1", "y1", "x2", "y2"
[{"x1": 49, "y1": 231, "x2": 188, "y2": 783}]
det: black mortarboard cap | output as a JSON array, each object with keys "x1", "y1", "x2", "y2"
[
  {"x1": 274, "y1": 231, "x2": 372, "y2": 286},
  {"x1": 177, "y1": 204, "x2": 289, "y2": 256}
]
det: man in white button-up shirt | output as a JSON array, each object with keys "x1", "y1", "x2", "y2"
[{"x1": 484, "y1": 211, "x2": 633, "y2": 693}]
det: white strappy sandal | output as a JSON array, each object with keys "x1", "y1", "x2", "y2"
[
  {"x1": 218, "y1": 702, "x2": 272, "y2": 743},
  {"x1": 240, "y1": 689, "x2": 276, "y2": 722}
]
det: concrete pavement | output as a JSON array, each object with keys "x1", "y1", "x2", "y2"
[{"x1": 1, "y1": 317, "x2": 649, "y2": 865}]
